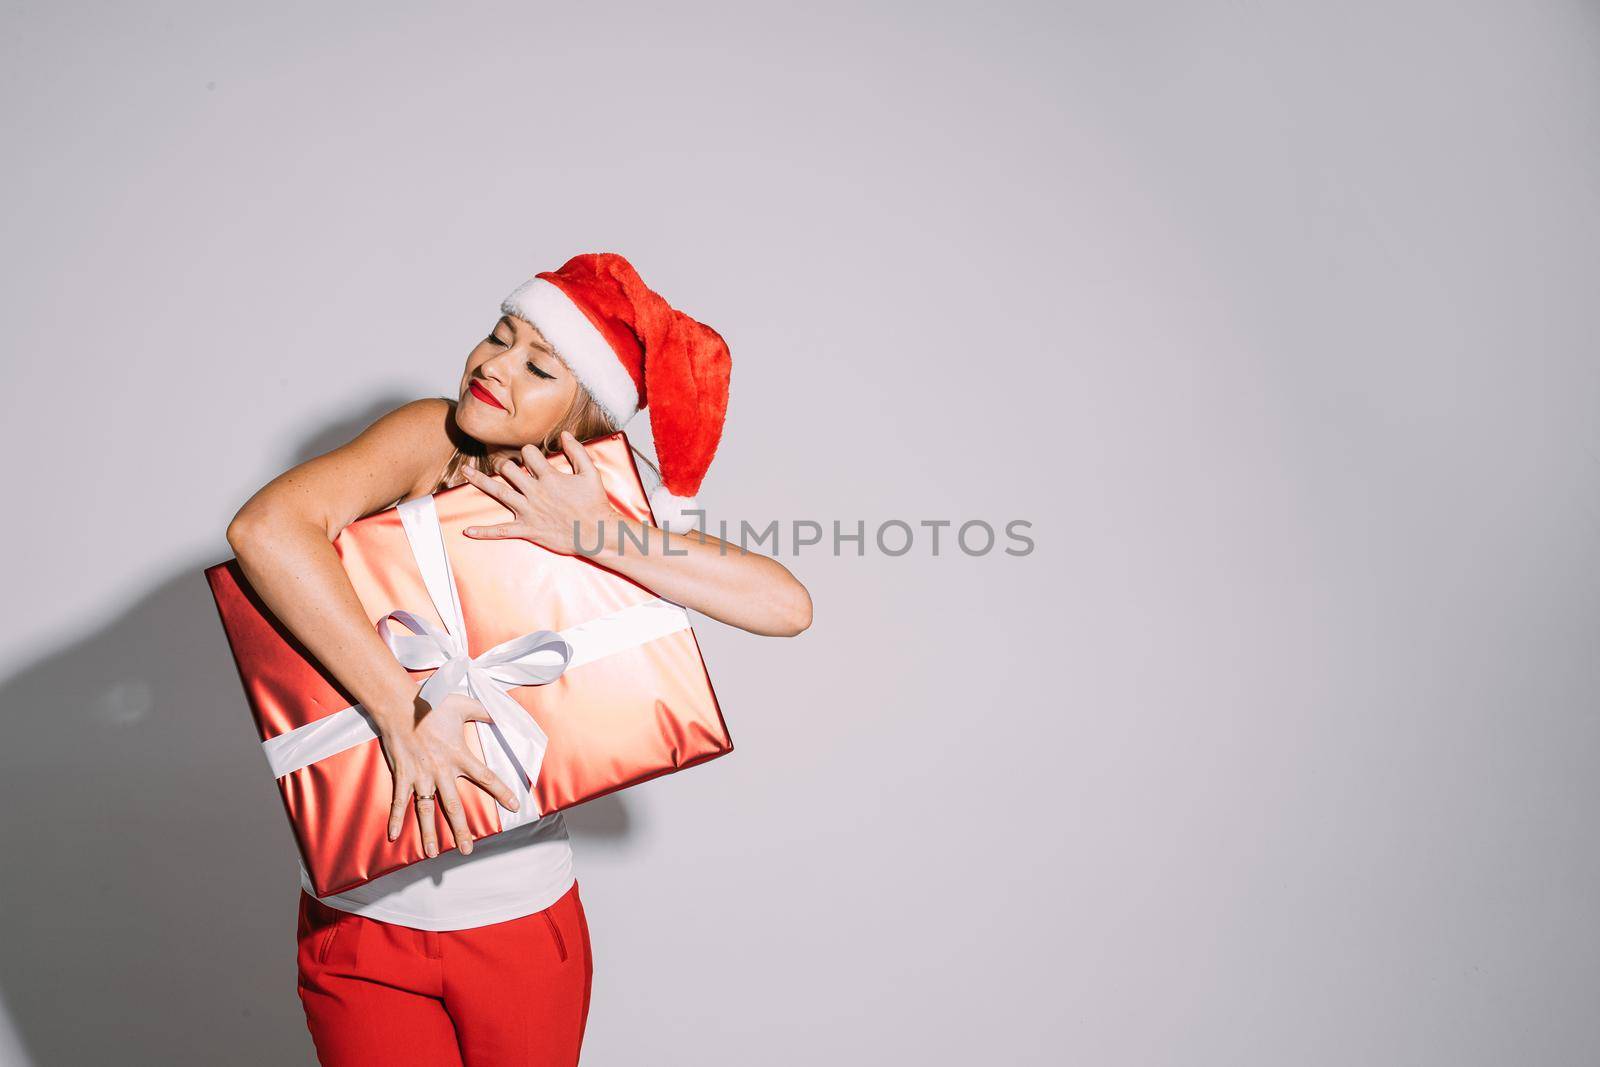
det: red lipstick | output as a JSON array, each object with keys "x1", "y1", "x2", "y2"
[{"x1": 468, "y1": 380, "x2": 506, "y2": 411}]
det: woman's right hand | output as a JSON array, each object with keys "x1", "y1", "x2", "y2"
[{"x1": 378, "y1": 692, "x2": 521, "y2": 857}]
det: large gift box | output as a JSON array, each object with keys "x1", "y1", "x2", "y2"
[{"x1": 204, "y1": 431, "x2": 733, "y2": 897}]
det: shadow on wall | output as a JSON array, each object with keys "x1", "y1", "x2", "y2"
[{"x1": 0, "y1": 401, "x2": 633, "y2": 1066}]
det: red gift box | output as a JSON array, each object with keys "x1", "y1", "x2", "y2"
[{"x1": 204, "y1": 431, "x2": 732, "y2": 897}]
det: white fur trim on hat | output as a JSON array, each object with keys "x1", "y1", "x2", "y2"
[
  {"x1": 501, "y1": 277, "x2": 640, "y2": 426},
  {"x1": 649, "y1": 486, "x2": 704, "y2": 533}
]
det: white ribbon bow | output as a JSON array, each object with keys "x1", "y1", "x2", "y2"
[
  {"x1": 378, "y1": 494, "x2": 571, "y2": 825},
  {"x1": 377, "y1": 609, "x2": 570, "y2": 792}
]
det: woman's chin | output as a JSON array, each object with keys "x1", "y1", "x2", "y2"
[
  {"x1": 455, "y1": 397, "x2": 497, "y2": 434},
  {"x1": 457, "y1": 410, "x2": 520, "y2": 452}
]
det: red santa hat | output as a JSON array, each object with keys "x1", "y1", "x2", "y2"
[{"x1": 500, "y1": 253, "x2": 731, "y2": 531}]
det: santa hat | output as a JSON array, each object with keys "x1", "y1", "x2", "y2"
[{"x1": 500, "y1": 253, "x2": 731, "y2": 531}]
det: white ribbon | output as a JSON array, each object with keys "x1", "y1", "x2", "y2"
[{"x1": 260, "y1": 494, "x2": 692, "y2": 828}]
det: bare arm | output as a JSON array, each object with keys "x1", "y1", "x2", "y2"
[
  {"x1": 570, "y1": 524, "x2": 810, "y2": 637},
  {"x1": 226, "y1": 399, "x2": 454, "y2": 731},
  {"x1": 461, "y1": 432, "x2": 813, "y2": 637},
  {"x1": 226, "y1": 398, "x2": 517, "y2": 857}
]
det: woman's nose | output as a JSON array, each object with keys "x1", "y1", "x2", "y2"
[{"x1": 480, "y1": 347, "x2": 520, "y2": 377}]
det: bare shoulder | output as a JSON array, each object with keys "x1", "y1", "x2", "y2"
[
  {"x1": 348, "y1": 397, "x2": 464, "y2": 503},
  {"x1": 232, "y1": 397, "x2": 463, "y2": 538}
]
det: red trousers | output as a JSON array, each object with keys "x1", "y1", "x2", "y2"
[{"x1": 295, "y1": 879, "x2": 593, "y2": 1066}]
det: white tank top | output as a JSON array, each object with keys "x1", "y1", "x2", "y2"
[{"x1": 301, "y1": 810, "x2": 576, "y2": 931}]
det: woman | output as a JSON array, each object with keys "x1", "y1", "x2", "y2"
[{"x1": 226, "y1": 252, "x2": 812, "y2": 1066}]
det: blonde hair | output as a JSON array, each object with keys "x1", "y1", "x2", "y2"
[{"x1": 425, "y1": 385, "x2": 658, "y2": 496}]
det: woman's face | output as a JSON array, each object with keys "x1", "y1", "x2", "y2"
[{"x1": 455, "y1": 314, "x2": 581, "y2": 447}]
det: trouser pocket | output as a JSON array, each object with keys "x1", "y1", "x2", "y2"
[
  {"x1": 316, "y1": 917, "x2": 342, "y2": 965},
  {"x1": 298, "y1": 893, "x2": 361, "y2": 972},
  {"x1": 540, "y1": 906, "x2": 569, "y2": 963}
]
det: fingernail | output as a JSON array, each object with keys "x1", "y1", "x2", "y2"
[
  {"x1": 461, "y1": 841, "x2": 473, "y2": 855},
  {"x1": 427, "y1": 845, "x2": 437, "y2": 858}
]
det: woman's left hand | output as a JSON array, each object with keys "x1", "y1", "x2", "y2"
[{"x1": 460, "y1": 431, "x2": 617, "y2": 554}]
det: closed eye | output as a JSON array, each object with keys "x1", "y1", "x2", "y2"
[{"x1": 526, "y1": 359, "x2": 555, "y2": 380}]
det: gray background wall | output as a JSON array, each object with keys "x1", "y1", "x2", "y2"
[{"x1": 2, "y1": 1, "x2": 1596, "y2": 1064}]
